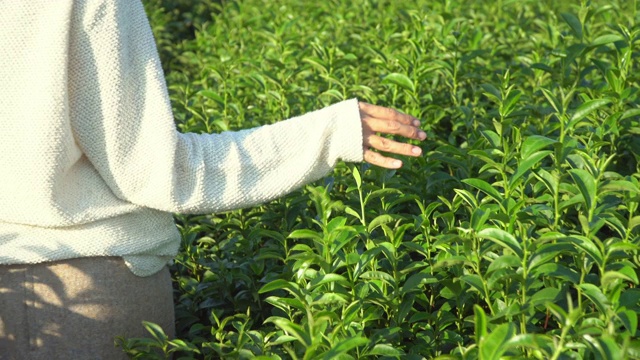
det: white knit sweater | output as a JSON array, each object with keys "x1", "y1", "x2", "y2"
[{"x1": 0, "y1": 0, "x2": 363, "y2": 276}]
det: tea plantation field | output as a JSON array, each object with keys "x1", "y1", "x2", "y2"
[{"x1": 120, "y1": 0, "x2": 640, "y2": 358}]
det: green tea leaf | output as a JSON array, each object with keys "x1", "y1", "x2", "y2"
[
  {"x1": 584, "y1": 334, "x2": 622, "y2": 360},
  {"x1": 487, "y1": 268, "x2": 519, "y2": 290},
  {"x1": 521, "y1": 136, "x2": 557, "y2": 159},
  {"x1": 529, "y1": 243, "x2": 574, "y2": 271},
  {"x1": 600, "y1": 180, "x2": 640, "y2": 195},
  {"x1": 561, "y1": 12, "x2": 583, "y2": 40},
  {"x1": 366, "y1": 344, "x2": 404, "y2": 356},
  {"x1": 462, "y1": 178, "x2": 504, "y2": 203},
  {"x1": 531, "y1": 287, "x2": 560, "y2": 307},
  {"x1": 535, "y1": 168, "x2": 559, "y2": 194},
  {"x1": 259, "y1": 279, "x2": 299, "y2": 294},
  {"x1": 470, "y1": 206, "x2": 491, "y2": 231},
  {"x1": 617, "y1": 309, "x2": 638, "y2": 335},
  {"x1": 270, "y1": 334, "x2": 297, "y2": 345},
  {"x1": 477, "y1": 228, "x2": 523, "y2": 258},
  {"x1": 461, "y1": 274, "x2": 486, "y2": 294},
  {"x1": 352, "y1": 166, "x2": 362, "y2": 188},
  {"x1": 568, "y1": 169, "x2": 597, "y2": 212},
  {"x1": 501, "y1": 90, "x2": 522, "y2": 116},
  {"x1": 368, "y1": 214, "x2": 396, "y2": 233},
  {"x1": 564, "y1": 235, "x2": 604, "y2": 268},
  {"x1": 313, "y1": 292, "x2": 348, "y2": 305},
  {"x1": 541, "y1": 88, "x2": 562, "y2": 113},
  {"x1": 265, "y1": 317, "x2": 311, "y2": 347},
  {"x1": 601, "y1": 265, "x2": 639, "y2": 288},
  {"x1": 474, "y1": 305, "x2": 488, "y2": 344},
  {"x1": 487, "y1": 254, "x2": 521, "y2": 273},
  {"x1": 382, "y1": 73, "x2": 415, "y2": 92},
  {"x1": 510, "y1": 150, "x2": 552, "y2": 187},
  {"x1": 591, "y1": 34, "x2": 625, "y2": 46},
  {"x1": 481, "y1": 130, "x2": 502, "y2": 148},
  {"x1": 344, "y1": 206, "x2": 362, "y2": 221},
  {"x1": 402, "y1": 272, "x2": 437, "y2": 294},
  {"x1": 621, "y1": 108, "x2": 640, "y2": 120},
  {"x1": 504, "y1": 334, "x2": 553, "y2": 356},
  {"x1": 309, "y1": 273, "x2": 349, "y2": 289},
  {"x1": 288, "y1": 229, "x2": 323, "y2": 241},
  {"x1": 198, "y1": 89, "x2": 224, "y2": 105},
  {"x1": 480, "y1": 323, "x2": 515, "y2": 360},
  {"x1": 579, "y1": 283, "x2": 610, "y2": 314},
  {"x1": 303, "y1": 56, "x2": 328, "y2": 73},
  {"x1": 481, "y1": 83, "x2": 502, "y2": 101},
  {"x1": 630, "y1": 216, "x2": 640, "y2": 232},
  {"x1": 143, "y1": 321, "x2": 168, "y2": 343},
  {"x1": 569, "y1": 98, "x2": 612, "y2": 128},
  {"x1": 532, "y1": 263, "x2": 580, "y2": 284}
]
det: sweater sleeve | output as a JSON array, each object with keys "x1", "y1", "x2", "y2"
[{"x1": 68, "y1": 0, "x2": 363, "y2": 214}]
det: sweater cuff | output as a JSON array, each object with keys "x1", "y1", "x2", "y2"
[{"x1": 326, "y1": 98, "x2": 364, "y2": 163}]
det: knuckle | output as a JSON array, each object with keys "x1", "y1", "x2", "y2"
[
  {"x1": 379, "y1": 137, "x2": 391, "y2": 151},
  {"x1": 383, "y1": 107, "x2": 396, "y2": 117},
  {"x1": 364, "y1": 150, "x2": 380, "y2": 165},
  {"x1": 385, "y1": 120, "x2": 399, "y2": 131},
  {"x1": 364, "y1": 150, "x2": 377, "y2": 163}
]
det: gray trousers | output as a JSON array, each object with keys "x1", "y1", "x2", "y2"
[{"x1": 0, "y1": 257, "x2": 175, "y2": 359}]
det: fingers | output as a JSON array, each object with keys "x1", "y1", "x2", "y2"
[
  {"x1": 364, "y1": 149, "x2": 404, "y2": 169},
  {"x1": 359, "y1": 102, "x2": 419, "y2": 127},
  {"x1": 359, "y1": 101, "x2": 427, "y2": 169},
  {"x1": 362, "y1": 116, "x2": 427, "y2": 141},
  {"x1": 365, "y1": 134, "x2": 422, "y2": 157}
]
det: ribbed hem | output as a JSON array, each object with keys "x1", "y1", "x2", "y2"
[{"x1": 0, "y1": 208, "x2": 180, "y2": 277}]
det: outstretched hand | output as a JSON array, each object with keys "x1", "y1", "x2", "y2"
[{"x1": 359, "y1": 102, "x2": 426, "y2": 169}]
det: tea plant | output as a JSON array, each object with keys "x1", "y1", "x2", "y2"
[{"x1": 119, "y1": 0, "x2": 640, "y2": 358}]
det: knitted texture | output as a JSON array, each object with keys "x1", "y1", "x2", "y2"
[{"x1": 0, "y1": 0, "x2": 363, "y2": 276}]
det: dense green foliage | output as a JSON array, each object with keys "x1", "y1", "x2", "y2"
[{"x1": 120, "y1": 0, "x2": 640, "y2": 358}]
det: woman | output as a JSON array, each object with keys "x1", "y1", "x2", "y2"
[{"x1": 0, "y1": 0, "x2": 425, "y2": 358}]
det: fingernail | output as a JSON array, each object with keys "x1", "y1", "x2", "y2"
[
  {"x1": 419, "y1": 131, "x2": 427, "y2": 140},
  {"x1": 413, "y1": 119, "x2": 421, "y2": 126},
  {"x1": 412, "y1": 146, "x2": 422, "y2": 155},
  {"x1": 393, "y1": 160, "x2": 402, "y2": 168}
]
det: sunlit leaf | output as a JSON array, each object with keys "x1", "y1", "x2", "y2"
[
  {"x1": 579, "y1": 283, "x2": 610, "y2": 314},
  {"x1": 474, "y1": 305, "x2": 488, "y2": 344},
  {"x1": 288, "y1": 229, "x2": 323, "y2": 241},
  {"x1": 366, "y1": 344, "x2": 404, "y2": 356},
  {"x1": 265, "y1": 317, "x2": 311, "y2": 347},
  {"x1": 569, "y1": 99, "x2": 612, "y2": 128},
  {"x1": 568, "y1": 169, "x2": 597, "y2": 212},
  {"x1": 591, "y1": 34, "x2": 625, "y2": 46},
  {"x1": 531, "y1": 287, "x2": 560, "y2": 307},
  {"x1": 477, "y1": 228, "x2": 523, "y2": 258},
  {"x1": 521, "y1": 136, "x2": 557, "y2": 159},
  {"x1": 480, "y1": 323, "x2": 515, "y2": 360},
  {"x1": 462, "y1": 178, "x2": 504, "y2": 203},
  {"x1": 461, "y1": 274, "x2": 486, "y2": 294},
  {"x1": 617, "y1": 309, "x2": 638, "y2": 335},
  {"x1": 309, "y1": 273, "x2": 349, "y2": 289},
  {"x1": 564, "y1": 235, "x2": 604, "y2": 268},
  {"x1": 509, "y1": 150, "x2": 552, "y2": 187},
  {"x1": 382, "y1": 73, "x2": 415, "y2": 92}
]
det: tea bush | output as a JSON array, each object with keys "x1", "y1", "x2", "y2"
[{"x1": 119, "y1": 0, "x2": 640, "y2": 358}]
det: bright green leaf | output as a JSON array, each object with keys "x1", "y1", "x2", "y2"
[
  {"x1": 477, "y1": 228, "x2": 523, "y2": 258},
  {"x1": 382, "y1": 73, "x2": 415, "y2": 92},
  {"x1": 462, "y1": 178, "x2": 504, "y2": 203}
]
